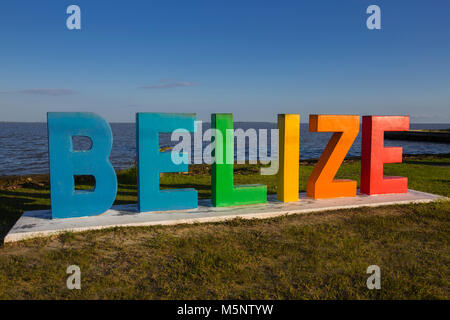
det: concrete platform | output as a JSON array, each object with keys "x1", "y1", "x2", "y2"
[{"x1": 4, "y1": 189, "x2": 446, "y2": 243}]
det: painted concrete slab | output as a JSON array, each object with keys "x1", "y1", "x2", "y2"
[{"x1": 4, "y1": 189, "x2": 446, "y2": 243}]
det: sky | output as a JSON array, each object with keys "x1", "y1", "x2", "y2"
[{"x1": 0, "y1": 0, "x2": 449, "y2": 123}]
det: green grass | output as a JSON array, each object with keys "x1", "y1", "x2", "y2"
[{"x1": 0, "y1": 154, "x2": 448, "y2": 299}]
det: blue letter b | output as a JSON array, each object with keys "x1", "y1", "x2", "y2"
[{"x1": 48, "y1": 112, "x2": 117, "y2": 218}]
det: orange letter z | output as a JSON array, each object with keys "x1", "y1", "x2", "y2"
[{"x1": 307, "y1": 115, "x2": 360, "y2": 199}]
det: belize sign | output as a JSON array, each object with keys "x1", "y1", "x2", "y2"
[{"x1": 47, "y1": 112, "x2": 409, "y2": 219}]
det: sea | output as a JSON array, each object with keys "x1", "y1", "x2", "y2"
[{"x1": 0, "y1": 122, "x2": 449, "y2": 176}]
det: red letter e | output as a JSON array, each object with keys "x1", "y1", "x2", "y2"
[{"x1": 361, "y1": 116, "x2": 409, "y2": 195}]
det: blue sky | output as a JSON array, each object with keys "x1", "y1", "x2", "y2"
[{"x1": 0, "y1": 0, "x2": 449, "y2": 122}]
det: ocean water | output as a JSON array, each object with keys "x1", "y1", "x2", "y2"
[{"x1": 0, "y1": 122, "x2": 449, "y2": 176}]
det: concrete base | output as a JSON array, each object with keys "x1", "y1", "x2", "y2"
[{"x1": 4, "y1": 189, "x2": 446, "y2": 243}]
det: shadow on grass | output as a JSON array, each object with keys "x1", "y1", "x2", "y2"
[
  {"x1": 0, "y1": 195, "x2": 49, "y2": 211},
  {"x1": 0, "y1": 190, "x2": 50, "y2": 200},
  {"x1": 160, "y1": 183, "x2": 210, "y2": 190},
  {"x1": 0, "y1": 191, "x2": 51, "y2": 243},
  {"x1": 0, "y1": 204, "x2": 23, "y2": 244},
  {"x1": 432, "y1": 179, "x2": 450, "y2": 184},
  {"x1": 0, "y1": 216, "x2": 22, "y2": 244},
  {"x1": 117, "y1": 190, "x2": 137, "y2": 197}
]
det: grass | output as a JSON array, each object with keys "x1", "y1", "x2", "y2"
[{"x1": 0, "y1": 154, "x2": 448, "y2": 299}]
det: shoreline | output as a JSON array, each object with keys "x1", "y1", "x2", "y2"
[{"x1": 1, "y1": 153, "x2": 449, "y2": 196}]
